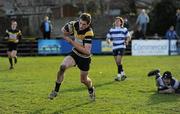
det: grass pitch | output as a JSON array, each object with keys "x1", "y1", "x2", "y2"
[{"x1": 0, "y1": 56, "x2": 180, "y2": 114}]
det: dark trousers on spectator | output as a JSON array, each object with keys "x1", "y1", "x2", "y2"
[{"x1": 43, "y1": 31, "x2": 51, "y2": 39}]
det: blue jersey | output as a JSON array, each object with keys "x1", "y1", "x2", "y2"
[{"x1": 106, "y1": 27, "x2": 130, "y2": 50}]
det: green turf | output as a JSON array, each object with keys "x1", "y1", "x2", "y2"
[{"x1": 0, "y1": 56, "x2": 180, "y2": 114}]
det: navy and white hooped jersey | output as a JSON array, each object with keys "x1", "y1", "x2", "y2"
[
  {"x1": 106, "y1": 27, "x2": 130, "y2": 50},
  {"x1": 156, "y1": 76, "x2": 180, "y2": 90}
]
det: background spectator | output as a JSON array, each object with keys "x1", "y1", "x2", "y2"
[
  {"x1": 153, "y1": 33, "x2": 161, "y2": 39},
  {"x1": 176, "y1": 8, "x2": 180, "y2": 37},
  {"x1": 165, "y1": 25, "x2": 179, "y2": 39},
  {"x1": 123, "y1": 17, "x2": 130, "y2": 30},
  {"x1": 136, "y1": 9, "x2": 149, "y2": 36},
  {"x1": 40, "y1": 16, "x2": 52, "y2": 39}
]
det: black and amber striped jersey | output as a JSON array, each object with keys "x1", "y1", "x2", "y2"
[
  {"x1": 5, "y1": 29, "x2": 22, "y2": 43},
  {"x1": 64, "y1": 20, "x2": 94, "y2": 58}
]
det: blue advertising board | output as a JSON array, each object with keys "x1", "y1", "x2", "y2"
[
  {"x1": 38, "y1": 39, "x2": 73, "y2": 55},
  {"x1": 60, "y1": 40, "x2": 73, "y2": 54},
  {"x1": 38, "y1": 39, "x2": 102, "y2": 55},
  {"x1": 38, "y1": 39, "x2": 61, "y2": 54},
  {"x1": 91, "y1": 39, "x2": 101, "y2": 54}
]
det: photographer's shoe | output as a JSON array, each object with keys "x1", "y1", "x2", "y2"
[{"x1": 148, "y1": 69, "x2": 160, "y2": 77}]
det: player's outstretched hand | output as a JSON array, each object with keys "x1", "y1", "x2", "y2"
[{"x1": 63, "y1": 36, "x2": 72, "y2": 43}]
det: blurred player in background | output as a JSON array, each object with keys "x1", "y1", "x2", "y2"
[
  {"x1": 4, "y1": 20, "x2": 22, "y2": 69},
  {"x1": 49, "y1": 13, "x2": 95, "y2": 100},
  {"x1": 106, "y1": 17, "x2": 131, "y2": 81},
  {"x1": 148, "y1": 69, "x2": 180, "y2": 94}
]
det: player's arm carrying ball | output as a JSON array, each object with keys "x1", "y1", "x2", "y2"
[{"x1": 61, "y1": 22, "x2": 91, "y2": 56}]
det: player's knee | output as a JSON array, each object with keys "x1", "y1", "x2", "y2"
[
  {"x1": 116, "y1": 60, "x2": 121, "y2": 65},
  {"x1": 117, "y1": 61, "x2": 122, "y2": 65},
  {"x1": 7, "y1": 53, "x2": 12, "y2": 57},
  {"x1": 81, "y1": 78, "x2": 86, "y2": 84},
  {"x1": 8, "y1": 55, "x2": 11, "y2": 58},
  {"x1": 60, "y1": 65, "x2": 66, "y2": 73}
]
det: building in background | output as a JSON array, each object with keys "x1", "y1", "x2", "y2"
[{"x1": 0, "y1": 0, "x2": 179, "y2": 38}]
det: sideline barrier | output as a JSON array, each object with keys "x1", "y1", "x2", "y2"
[
  {"x1": 5, "y1": 38, "x2": 178, "y2": 56},
  {"x1": 131, "y1": 40, "x2": 178, "y2": 56},
  {"x1": 37, "y1": 39, "x2": 131, "y2": 55},
  {"x1": 38, "y1": 39, "x2": 102, "y2": 55}
]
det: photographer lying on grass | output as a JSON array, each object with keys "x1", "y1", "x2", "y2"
[{"x1": 148, "y1": 69, "x2": 180, "y2": 94}]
